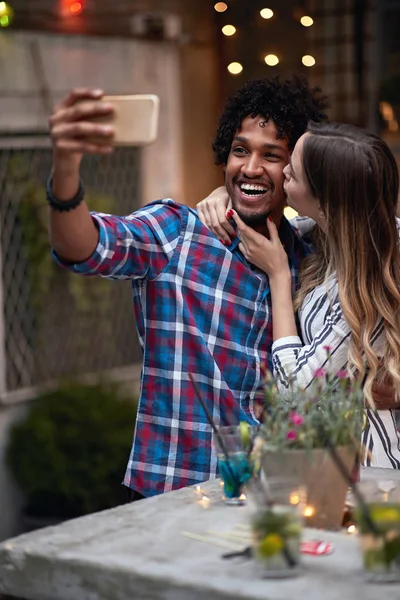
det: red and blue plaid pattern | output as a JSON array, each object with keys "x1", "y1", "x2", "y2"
[{"x1": 54, "y1": 199, "x2": 308, "y2": 497}]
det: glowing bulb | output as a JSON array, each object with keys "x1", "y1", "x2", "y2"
[
  {"x1": 300, "y1": 16, "x2": 314, "y2": 27},
  {"x1": 304, "y1": 505, "x2": 315, "y2": 517},
  {"x1": 200, "y1": 494, "x2": 210, "y2": 508},
  {"x1": 222, "y1": 24, "x2": 236, "y2": 36},
  {"x1": 0, "y1": 14, "x2": 9, "y2": 26},
  {"x1": 227, "y1": 62, "x2": 243, "y2": 75},
  {"x1": 0, "y1": 2, "x2": 6, "y2": 13},
  {"x1": 260, "y1": 8, "x2": 274, "y2": 19},
  {"x1": 214, "y1": 2, "x2": 228, "y2": 12},
  {"x1": 70, "y1": 1, "x2": 83, "y2": 14},
  {"x1": 264, "y1": 54, "x2": 279, "y2": 66},
  {"x1": 290, "y1": 492, "x2": 300, "y2": 505},
  {"x1": 302, "y1": 55, "x2": 316, "y2": 67}
]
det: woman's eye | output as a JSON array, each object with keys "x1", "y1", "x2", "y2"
[{"x1": 233, "y1": 147, "x2": 246, "y2": 154}]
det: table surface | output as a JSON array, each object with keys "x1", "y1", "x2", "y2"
[{"x1": 1, "y1": 472, "x2": 400, "y2": 600}]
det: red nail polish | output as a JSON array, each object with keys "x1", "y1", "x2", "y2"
[
  {"x1": 219, "y1": 239, "x2": 224, "y2": 245},
  {"x1": 226, "y1": 209, "x2": 234, "y2": 219},
  {"x1": 268, "y1": 216, "x2": 273, "y2": 222}
]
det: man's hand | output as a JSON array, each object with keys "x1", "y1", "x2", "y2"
[
  {"x1": 230, "y1": 210, "x2": 290, "y2": 279},
  {"x1": 47, "y1": 89, "x2": 115, "y2": 262},
  {"x1": 196, "y1": 186, "x2": 235, "y2": 245},
  {"x1": 49, "y1": 88, "x2": 116, "y2": 201},
  {"x1": 49, "y1": 88, "x2": 115, "y2": 173}
]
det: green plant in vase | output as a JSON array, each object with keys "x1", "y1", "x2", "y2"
[{"x1": 252, "y1": 355, "x2": 365, "y2": 530}]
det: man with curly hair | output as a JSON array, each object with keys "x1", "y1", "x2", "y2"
[{"x1": 47, "y1": 76, "x2": 327, "y2": 499}]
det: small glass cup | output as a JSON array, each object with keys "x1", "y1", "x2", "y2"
[
  {"x1": 249, "y1": 476, "x2": 305, "y2": 578},
  {"x1": 355, "y1": 469, "x2": 400, "y2": 582},
  {"x1": 215, "y1": 425, "x2": 254, "y2": 505}
]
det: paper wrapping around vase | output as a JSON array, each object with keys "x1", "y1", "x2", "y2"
[{"x1": 260, "y1": 446, "x2": 356, "y2": 530}]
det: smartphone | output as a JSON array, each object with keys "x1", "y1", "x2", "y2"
[{"x1": 79, "y1": 94, "x2": 160, "y2": 146}]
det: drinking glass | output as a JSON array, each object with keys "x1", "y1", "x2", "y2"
[
  {"x1": 355, "y1": 469, "x2": 400, "y2": 582},
  {"x1": 215, "y1": 425, "x2": 253, "y2": 505},
  {"x1": 249, "y1": 476, "x2": 305, "y2": 578}
]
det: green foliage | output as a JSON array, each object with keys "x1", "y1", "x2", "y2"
[
  {"x1": 6, "y1": 380, "x2": 138, "y2": 518},
  {"x1": 258, "y1": 359, "x2": 364, "y2": 453},
  {"x1": 8, "y1": 153, "x2": 115, "y2": 313}
]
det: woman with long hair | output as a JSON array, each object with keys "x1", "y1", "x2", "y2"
[{"x1": 198, "y1": 122, "x2": 400, "y2": 468}]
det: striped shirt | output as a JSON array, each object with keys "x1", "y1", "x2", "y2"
[
  {"x1": 54, "y1": 199, "x2": 309, "y2": 496},
  {"x1": 272, "y1": 277, "x2": 400, "y2": 469}
]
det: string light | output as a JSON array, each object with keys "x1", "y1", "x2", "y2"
[
  {"x1": 302, "y1": 55, "x2": 316, "y2": 67},
  {"x1": 222, "y1": 24, "x2": 236, "y2": 36},
  {"x1": 300, "y1": 15, "x2": 314, "y2": 27},
  {"x1": 227, "y1": 62, "x2": 243, "y2": 75},
  {"x1": 69, "y1": 1, "x2": 83, "y2": 14},
  {"x1": 264, "y1": 54, "x2": 279, "y2": 66},
  {"x1": 260, "y1": 8, "x2": 274, "y2": 19},
  {"x1": 0, "y1": 2, "x2": 14, "y2": 27},
  {"x1": 214, "y1": 2, "x2": 228, "y2": 12}
]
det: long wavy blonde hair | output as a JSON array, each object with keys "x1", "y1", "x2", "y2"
[{"x1": 294, "y1": 122, "x2": 400, "y2": 406}]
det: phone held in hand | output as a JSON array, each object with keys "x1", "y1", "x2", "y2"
[{"x1": 79, "y1": 94, "x2": 160, "y2": 147}]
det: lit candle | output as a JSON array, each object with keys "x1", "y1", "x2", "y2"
[
  {"x1": 347, "y1": 524, "x2": 356, "y2": 534},
  {"x1": 304, "y1": 505, "x2": 315, "y2": 518}
]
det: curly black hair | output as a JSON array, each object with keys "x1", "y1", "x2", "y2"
[{"x1": 213, "y1": 75, "x2": 328, "y2": 165}]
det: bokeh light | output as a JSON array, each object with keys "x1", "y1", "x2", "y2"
[
  {"x1": 300, "y1": 16, "x2": 314, "y2": 27},
  {"x1": 222, "y1": 24, "x2": 236, "y2": 36},
  {"x1": 0, "y1": 2, "x2": 14, "y2": 27},
  {"x1": 214, "y1": 2, "x2": 228, "y2": 12},
  {"x1": 260, "y1": 8, "x2": 274, "y2": 20},
  {"x1": 264, "y1": 54, "x2": 279, "y2": 66},
  {"x1": 302, "y1": 55, "x2": 316, "y2": 67},
  {"x1": 227, "y1": 62, "x2": 243, "y2": 75},
  {"x1": 69, "y1": 1, "x2": 83, "y2": 14}
]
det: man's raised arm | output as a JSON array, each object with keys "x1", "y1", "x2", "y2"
[{"x1": 48, "y1": 89, "x2": 115, "y2": 263}]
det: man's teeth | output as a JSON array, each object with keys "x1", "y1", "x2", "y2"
[{"x1": 239, "y1": 184, "x2": 268, "y2": 195}]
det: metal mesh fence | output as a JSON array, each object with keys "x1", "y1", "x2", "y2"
[{"x1": 0, "y1": 139, "x2": 143, "y2": 392}]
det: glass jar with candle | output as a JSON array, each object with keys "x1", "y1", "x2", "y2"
[
  {"x1": 355, "y1": 468, "x2": 400, "y2": 582},
  {"x1": 249, "y1": 476, "x2": 306, "y2": 578}
]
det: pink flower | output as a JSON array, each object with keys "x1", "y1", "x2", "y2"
[
  {"x1": 323, "y1": 345, "x2": 331, "y2": 352},
  {"x1": 336, "y1": 369, "x2": 349, "y2": 379},
  {"x1": 313, "y1": 368, "x2": 326, "y2": 378},
  {"x1": 289, "y1": 411, "x2": 304, "y2": 426},
  {"x1": 287, "y1": 430, "x2": 297, "y2": 441}
]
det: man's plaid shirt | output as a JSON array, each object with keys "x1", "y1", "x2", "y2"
[{"x1": 55, "y1": 199, "x2": 309, "y2": 497}]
